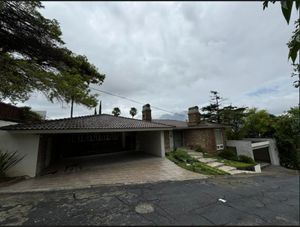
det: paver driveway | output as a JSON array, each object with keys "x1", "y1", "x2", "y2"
[{"x1": 0, "y1": 152, "x2": 206, "y2": 193}]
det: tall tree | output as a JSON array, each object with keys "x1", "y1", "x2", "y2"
[
  {"x1": 0, "y1": 1, "x2": 105, "y2": 108},
  {"x1": 129, "y1": 107, "x2": 137, "y2": 118},
  {"x1": 264, "y1": 1, "x2": 300, "y2": 167},
  {"x1": 98, "y1": 100, "x2": 102, "y2": 115},
  {"x1": 241, "y1": 108, "x2": 276, "y2": 138},
  {"x1": 112, "y1": 107, "x2": 121, "y2": 117},
  {"x1": 201, "y1": 90, "x2": 224, "y2": 123},
  {"x1": 274, "y1": 107, "x2": 300, "y2": 169},
  {"x1": 219, "y1": 105, "x2": 247, "y2": 139}
]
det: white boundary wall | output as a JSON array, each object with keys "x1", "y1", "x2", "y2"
[
  {"x1": 0, "y1": 121, "x2": 40, "y2": 177},
  {"x1": 226, "y1": 138, "x2": 280, "y2": 165},
  {"x1": 226, "y1": 140, "x2": 254, "y2": 159}
]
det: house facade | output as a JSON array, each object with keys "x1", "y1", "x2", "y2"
[
  {"x1": 153, "y1": 106, "x2": 226, "y2": 154},
  {"x1": 0, "y1": 103, "x2": 226, "y2": 178}
]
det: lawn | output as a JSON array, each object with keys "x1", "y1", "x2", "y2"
[
  {"x1": 220, "y1": 159, "x2": 256, "y2": 168},
  {"x1": 166, "y1": 149, "x2": 229, "y2": 176}
]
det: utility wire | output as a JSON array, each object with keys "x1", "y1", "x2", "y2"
[{"x1": 90, "y1": 86, "x2": 186, "y2": 117}]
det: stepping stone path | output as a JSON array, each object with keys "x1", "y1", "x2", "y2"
[{"x1": 185, "y1": 149, "x2": 256, "y2": 175}]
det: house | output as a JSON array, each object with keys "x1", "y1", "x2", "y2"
[
  {"x1": 153, "y1": 106, "x2": 226, "y2": 154},
  {"x1": 0, "y1": 103, "x2": 226, "y2": 178}
]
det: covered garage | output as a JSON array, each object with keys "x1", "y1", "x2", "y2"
[{"x1": 0, "y1": 114, "x2": 173, "y2": 177}]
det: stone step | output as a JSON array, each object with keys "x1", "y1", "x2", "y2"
[
  {"x1": 198, "y1": 158, "x2": 217, "y2": 163},
  {"x1": 188, "y1": 154, "x2": 204, "y2": 158},
  {"x1": 218, "y1": 165, "x2": 237, "y2": 172},
  {"x1": 206, "y1": 162, "x2": 224, "y2": 168},
  {"x1": 227, "y1": 169, "x2": 255, "y2": 175},
  {"x1": 192, "y1": 156, "x2": 204, "y2": 160},
  {"x1": 259, "y1": 162, "x2": 270, "y2": 169},
  {"x1": 187, "y1": 151, "x2": 203, "y2": 156},
  {"x1": 187, "y1": 154, "x2": 203, "y2": 159},
  {"x1": 226, "y1": 169, "x2": 247, "y2": 175}
]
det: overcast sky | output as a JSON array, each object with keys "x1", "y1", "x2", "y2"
[{"x1": 16, "y1": 1, "x2": 298, "y2": 120}]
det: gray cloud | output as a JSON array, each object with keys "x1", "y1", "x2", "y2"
[{"x1": 14, "y1": 2, "x2": 298, "y2": 119}]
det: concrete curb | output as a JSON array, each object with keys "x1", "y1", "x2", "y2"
[{"x1": 0, "y1": 177, "x2": 208, "y2": 195}]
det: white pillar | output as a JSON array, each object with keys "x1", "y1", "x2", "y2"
[
  {"x1": 160, "y1": 131, "x2": 165, "y2": 158},
  {"x1": 268, "y1": 139, "x2": 280, "y2": 165}
]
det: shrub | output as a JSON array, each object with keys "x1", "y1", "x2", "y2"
[
  {"x1": 20, "y1": 106, "x2": 43, "y2": 123},
  {"x1": 274, "y1": 107, "x2": 300, "y2": 170},
  {"x1": 192, "y1": 162, "x2": 229, "y2": 175},
  {"x1": 0, "y1": 150, "x2": 24, "y2": 177},
  {"x1": 195, "y1": 145, "x2": 206, "y2": 153},
  {"x1": 238, "y1": 155, "x2": 256, "y2": 164},
  {"x1": 173, "y1": 149, "x2": 193, "y2": 163},
  {"x1": 218, "y1": 149, "x2": 238, "y2": 161}
]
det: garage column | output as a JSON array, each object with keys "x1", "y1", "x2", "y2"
[{"x1": 160, "y1": 131, "x2": 165, "y2": 158}]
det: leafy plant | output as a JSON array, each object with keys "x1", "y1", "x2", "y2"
[
  {"x1": 173, "y1": 149, "x2": 194, "y2": 163},
  {"x1": 195, "y1": 145, "x2": 206, "y2": 153},
  {"x1": 20, "y1": 106, "x2": 43, "y2": 123},
  {"x1": 274, "y1": 107, "x2": 300, "y2": 169},
  {"x1": 0, "y1": 150, "x2": 24, "y2": 177},
  {"x1": 241, "y1": 108, "x2": 276, "y2": 138},
  {"x1": 218, "y1": 149, "x2": 238, "y2": 161},
  {"x1": 238, "y1": 155, "x2": 256, "y2": 164},
  {"x1": 167, "y1": 149, "x2": 228, "y2": 175}
]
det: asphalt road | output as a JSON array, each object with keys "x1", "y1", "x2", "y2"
[{"x1": 0, "y1": 168, "x2": 299, "y2": 225}]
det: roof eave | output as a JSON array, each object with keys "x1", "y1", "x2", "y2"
[
  {"x1": 2, "y1": 127, "x2": 174, "y2": 134},
  {"x1": 173, "y1": 125, "x2": 228, "y2": 130}
]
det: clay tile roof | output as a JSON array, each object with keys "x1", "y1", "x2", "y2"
[
  {"x1": 0, "y1": 114, "x2": 173, "y2": 131},
  {"x1": 152, "y1": 119, "x2": 227, "y2": 129}
]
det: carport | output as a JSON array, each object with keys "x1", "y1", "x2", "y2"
[{"x1": 0, "y1": 114, "x2": 173, "y2": 177}]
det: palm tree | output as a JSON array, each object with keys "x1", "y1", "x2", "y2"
[
  {"x1": 112, "y1": 107, "x2": 121, "y2": 117},
  {"x1": 129, "y1": 107, "x2": 137, "y2": 118}
]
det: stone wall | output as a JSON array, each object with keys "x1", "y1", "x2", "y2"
[{"x1": 183, "y1": 129, "x2": 219, "y2": 154}]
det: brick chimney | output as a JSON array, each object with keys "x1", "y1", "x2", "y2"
[
  {"x1": 142, "y1": 104, "x2": 152, "y2": 121},
  {"x1": 188, "y1": 106, "x2": 201, "y2": 126}
]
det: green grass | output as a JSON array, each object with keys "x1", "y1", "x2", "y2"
[
  {"x1": 166, "y1": 149, "x2": 229, "y2": 176},
  {"x1": 220, "y1": 159, "x2": 256, "y2": 169}
]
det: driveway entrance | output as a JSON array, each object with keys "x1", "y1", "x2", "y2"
[{"x1": 0, "y1": 152, "x2": 206, "y2": 193}]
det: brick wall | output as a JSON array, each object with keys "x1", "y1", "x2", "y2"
[{"x1": 183, "y1": 129, "x2": 219, "y2": 154}]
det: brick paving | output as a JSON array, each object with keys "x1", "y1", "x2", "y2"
[{"x1": 0, "y1": 152, "x2": 206, "y2": 194}]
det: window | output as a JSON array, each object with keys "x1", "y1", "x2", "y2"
[{"x1": 215, "y1": 129, "x2": 224, "y2": 150}]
